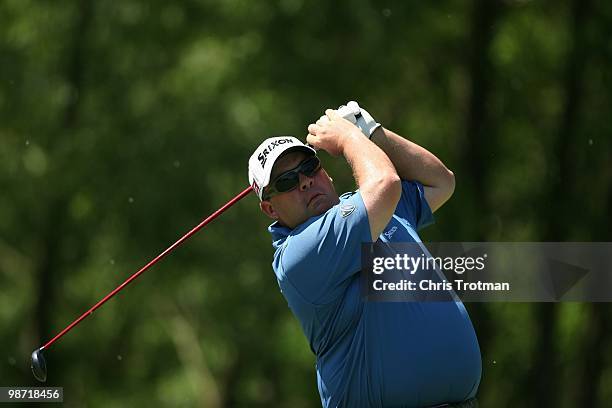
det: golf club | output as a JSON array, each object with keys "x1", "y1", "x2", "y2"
[{"x1": 31, "y1": 185, "x2": 254, "y2": 382}]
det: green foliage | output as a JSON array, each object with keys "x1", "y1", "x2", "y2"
[{"x1": 1, "y1": 0, "x2": 610, "y2": 406}]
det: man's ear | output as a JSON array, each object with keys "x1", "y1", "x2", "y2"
[{"x1": 260, "y1": 200, "x2": 279, "y2": 220}]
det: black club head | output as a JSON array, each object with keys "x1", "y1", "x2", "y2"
[{"x1": 31, "y1": 348, "x2": 47, "y2": 382}]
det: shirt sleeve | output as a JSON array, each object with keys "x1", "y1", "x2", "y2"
[
  {"x1": 396, "y1": 180, "x2": 435, "y2": 231},
  {"x1": 275, "y1": 191, "x2": 371, "y2": 305}
]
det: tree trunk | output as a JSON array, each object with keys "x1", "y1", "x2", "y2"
[
  {"x1": 532, "y1": 0, "x2": 592, "y2": 407},
  {"x1": 34, "y1": 0, "x2": 92, "y2": 360},
  {"x1": 576, "y1": 303, "x2": 609, "y2": 407},
  {"x1": 461, "y1": 0, "x2": 503, "y2": 390}
]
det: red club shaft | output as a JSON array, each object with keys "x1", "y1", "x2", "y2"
[{"x1": 41, "y1": 186, "x2": 253, "y2": 351}]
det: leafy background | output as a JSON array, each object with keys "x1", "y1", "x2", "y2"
[{"x1": 1, "y1": 0, "x2": 610, "y2": 406}]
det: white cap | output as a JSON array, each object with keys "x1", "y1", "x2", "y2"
[{"x1": 248, "y1": 136, "x2": 316, "y2": 200}]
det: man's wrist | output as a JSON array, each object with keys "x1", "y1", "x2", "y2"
[{"x1": 339, "y1": 129, "x2": 366, "y2": 155}]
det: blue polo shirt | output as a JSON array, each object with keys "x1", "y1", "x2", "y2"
[{"x1": 269, "y1": 181, "x2": 481, "y2": 408}]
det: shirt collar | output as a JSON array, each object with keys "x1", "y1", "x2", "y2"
[{"x1": 268, "y1": 221, "x2": 293, "y2": 248}]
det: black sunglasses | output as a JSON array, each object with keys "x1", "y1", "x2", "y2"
[{"x1": 263, "y1": 156, "x2": 321, "y2": 200}]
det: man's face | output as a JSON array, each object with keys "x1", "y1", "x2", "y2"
[{"x1": 260, "y1": 151, "x2": 339, "y2": 228}]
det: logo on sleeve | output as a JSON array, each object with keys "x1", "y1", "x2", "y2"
[
  {"x1": 340, "y1": 204, "x2": 355, "y2": 218},
  {"x1": 383, "y1": 226, "x2": 398, "y2": 240}
]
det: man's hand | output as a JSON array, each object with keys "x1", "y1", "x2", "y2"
[
  {"x1": 337, "y1": 101, "x2": 381, "y2": 139},
  {"x1": 307, "y1": 109, "x2": 362, "y2": 156}
]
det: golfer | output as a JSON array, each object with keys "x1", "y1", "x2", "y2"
[{"x1": 248, "y1": 102, "x2": 481, "y2": 407}]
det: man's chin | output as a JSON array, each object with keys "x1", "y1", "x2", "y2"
[{"x1": 310, "y1": 197, "x2": 335, "y2": 215}]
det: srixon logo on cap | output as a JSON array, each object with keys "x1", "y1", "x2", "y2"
[{"x1": 257, "y1": 138, "x2": 295, "y2": 167}]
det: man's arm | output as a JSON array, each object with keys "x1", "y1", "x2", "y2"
[
  {"x1": 307, "y1": 110, "x2": 401, "y2": 241},
  {"x1": 370, "y1": 127, "x2": 455, "y2": 213}
]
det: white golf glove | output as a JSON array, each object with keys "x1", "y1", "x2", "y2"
[{"x1": 337, "y1": 101, "x2": 381, "y2": 139}]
